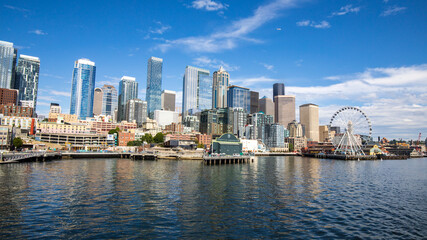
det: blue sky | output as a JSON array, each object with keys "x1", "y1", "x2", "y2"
[{"x1": 1, "y1": 0, "x2": 426, "y2": 139}]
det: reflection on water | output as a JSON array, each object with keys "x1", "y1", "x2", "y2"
[{"x1": 0, "y1": 157, "x2": 426, "y2": 239}]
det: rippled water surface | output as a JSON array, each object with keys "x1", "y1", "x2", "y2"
[{"x1": 0, "y1": 157, "x2": 426, "y2": 239}]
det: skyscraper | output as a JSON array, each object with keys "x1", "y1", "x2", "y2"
[
  {"x1": 101, "y1": 85, "x2": 118, "y2": 116},
  {"x1": 300, "y1": 103, "x2": 319, "y2": 141},
  {"x1": 93, "y1": 87, "x2": 103, "y2": 116},
  {"x1": 15, "y1": 55, "x2": 40, "y2": 111},
  {"x1": 146, "y1": 57, "x2": 163, "y2": 118},
  {"x1": 250, "y1": 91, "x2": 259, "y2": 114},
  {"x1": 70, "y1": 58, "x2": 96, "y2": 120},
  {"x1": 227, "y1": 85, "x2": 250, "y2": 113},
  {"x1": 273, "y1": 83, "x2": 285, "y2": 102},
  {"x1": 126, "y1": 99, "x2": 147, "y2": 126},
  {"x1": 118, "y1": 76, "x2": 138, "y2": 121},
  {"x1": 274, "y1": 95, "x2": 295, "y2": 128},
  {"x1": 182, "y1": 66, "x2": 211, "y2": 116},
  {"x1": 212, "y1": 66, "x2": 230, "y2": 109},
  {"x1": 15, "y1": 54, "x2": 40, "y2": 112},
  {"x1": 161, "y1": 90, "x2": 175, "y2": 111},
  {"x1": 259, "y1": 96, "x2": 274, "y2": 117},
  {"x1": 0, "y1": 41, "x2": 17, "y2": 89}
]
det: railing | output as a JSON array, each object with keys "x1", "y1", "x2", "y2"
[{"x1": 2, "y1": 152, "x2": 44, "y2": 162}]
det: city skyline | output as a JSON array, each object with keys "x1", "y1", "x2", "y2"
[{"x1": 1, "y1": 0, "x2": 426, "y2": 139}]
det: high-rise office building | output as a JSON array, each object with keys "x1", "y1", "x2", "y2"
[
  {"x1": 300, "y1": 103, "x2": 319, "y2": 141},
  {"x1": 231, "y1": 107, "x2": 247, "y2": 138},
  {"x1": 248, "y1": 112, "x2": 274, "y2": 140},
  {"x1": 273, "y1": 83, "x2": 285, "y2": 102},
  {"x1": 161, "y1": 90, "x2": 175, "y2": 111},
  {"x1": 263, "y1": 123, "x2": 285, "y2": 149},
  {"x1": 212, "y1": 66, "x2": 229, "y2": 109},
  {"x1": 125, "y1": 99, "x2": 147, "y2": 126},
  {"x1": 49, "y1": 103, "x2": 61, "y2": 114},
  {"x1": 146, "y1": 57, "x2": 163, "y2": 118},
  {"x1": 70, "y1": 58, "x2": 96, "y2": 120},
  {"x1": 15, "y1": 55, "x2": 40, "y2": 111},
  {"x1": 274, "y1": 95, "x2": 295, "y2": 128},
  {"x1": 118, "y1": 76, "x2": 138, "y2": 121},
  {"x1": 93, "y1": 87, "x2": 103, "y2": 115},
  {"x1": 250, "y1": 91, "x2": 259, "y2": 114},
  {"x1": 227, "y1": 85, "x2": 250, "y2": 113},
  {"x1": 0, "y1": 41, "x2": 17, "y2": 89},
  {"x1": 259, "y1": 96, "x2": 274, "y2": 117},
  {"x1": 182, "y1": 66, "x2": 211, "y2": 116},
  {"x1": 101, "y1": 85, "x2": 118, "y2": 116}
]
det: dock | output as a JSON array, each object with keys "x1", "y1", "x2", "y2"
[
  {"x1": 203, "y1": 155, "x2": 253, "y2": 165},
  {"x1": 0, "y1": 152, "x2": 62, "y2": 164},
  {"x1": 130, "y1": 153, "x2": 157, "y2": 161}
]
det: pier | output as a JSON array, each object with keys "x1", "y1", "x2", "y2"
[
  {"x1": 203, "y1": 155, "x2": 253, "y2": 165},
  {"x1": 130, "y1": 153, "x2": 157, "y2": 161},
  {"x1": 303, "y1": 153, "x2": 408, "y2": 160},
  {"x1": 0, "y1": 152, "x2": 62, "y2": 164}
]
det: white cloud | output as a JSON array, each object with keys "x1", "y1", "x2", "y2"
[
  {"x1": 40, "y1": 73, "x2": 63, "y2": 79},
  {"x1": 51, "y1": 90, "x2": 71, "y2": 97},
  {"x1": 331, "y1": 4, "x2": 361, "y2": 16},
  {"x1": 96, "y1": 75, "x2": 121, "y2": 87},
  {"x1": 296, "y1": 20, "x2": 330, "y2": 29},
  {"x1": 381, "y1": 6, "x2": 406, "y2": 16},
  {"x1": 231, "y1": 76, "x2": 279, "y2": 87},
  {"x1": 261, "y1": 63, "x2": 274, "y2": 71},
  {"x1": 245, "y1": 64, "x2": 427, "y2": 139},
  {"x1": 29, "y1": 29, "x2": 48, "y2": 35},
  {"x1": 4, "y1": 5, "x2": 29, "y2": 12},
  {"x1": 191, "y1": 0, "x2": 228, "y2": 11},
  {"x1": 38, "y1": 96, "x2": 58, "y2": 102},
  {"x1": 193, "y1": 56, "x2": 239, "y2": 71},
  {"x1": 295, "y1": 59, "x2": 303, "y2": 67},
  {"x1": 158, "y1": 0, "x2": 299, "y2": 52},
  {"x1": 149, "y1": 22, "x2": 171, "y2": 35},
  {"x1": 37, "y1": 102, "x2": 51, "y2": 107},
  {"x1": 144, "y1": 21, "x2": 171, "y2": 40}
]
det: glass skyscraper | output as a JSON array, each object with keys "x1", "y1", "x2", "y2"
[
  {"x1": 101, "y1": 85, "x2": 118, "y2": 116},
  {"x1": 118, "y1": 76, "x2": 138, "y2": 121},
  {"x1": 227, "y1": 85, "x2": 250, "y2": 113},
  {"x1": 146, "y1": 57, "x2": 163, "y2": 119},
  {"x1": 273, "y1": 83, "x2": 285, "y2": 102},
  {"x1": 212, "y1": 66, "x2": 229, "y2": 109},
  {"x1": 182, "y1": 66, "x2": 211, "y2": 116},
  {"x1": 70, "y1": 58, "x2": 96, "y2": 120},
  {"x1": 0, "y1": 40, "x2": 17, "y2": 89},
  {"x1": 15, "y1": 55, "x2": 40, "y2": 112}
]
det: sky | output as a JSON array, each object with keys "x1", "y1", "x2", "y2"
[{"x1": 1, "y1": 0, "x2": 426, "y2": 140}]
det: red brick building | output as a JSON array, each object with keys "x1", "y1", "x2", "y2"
[
  {"x1": 118, "y1": 132, "x2": 135, "y2": 146},
  {"x1": 196, "y1": 134, "x2": 212, "y2": 147},
  {"x1": 0, "y1": 104, "x2": 33, "y2": 117},
  {"x1": 0, "y1": 88, "x2": 18, "y2": 105}
]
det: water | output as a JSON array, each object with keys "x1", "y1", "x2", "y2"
[{"x1": 0, "y1": 157, "x2": 426, "y2": 239}]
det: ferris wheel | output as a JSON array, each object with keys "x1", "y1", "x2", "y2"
[{"x1": 329, "y1": 107, "x2": 372, "y2": 155}]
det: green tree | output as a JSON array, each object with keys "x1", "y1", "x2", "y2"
[
  {"x1": 289, "y1": 143, "x2": 294, "y2": 152},
  {"x1": 140, "y1": 135, "x2": 146, "y2": 143},
  {"x1": 144, "y1": 133, "x2": 153, "y2": 144},
  {"x1": 13, "y1": 137, "x2": 23, "y2": 149},
  {"x1": 197, "y1": 143, "x2": 204, "y2": 149},
  {"x1": 108, "y1": 127, "x2": 121, "y2": 134},
  {"x1": 154, "y1": 132, "x2": 164, "y2": 143}
]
